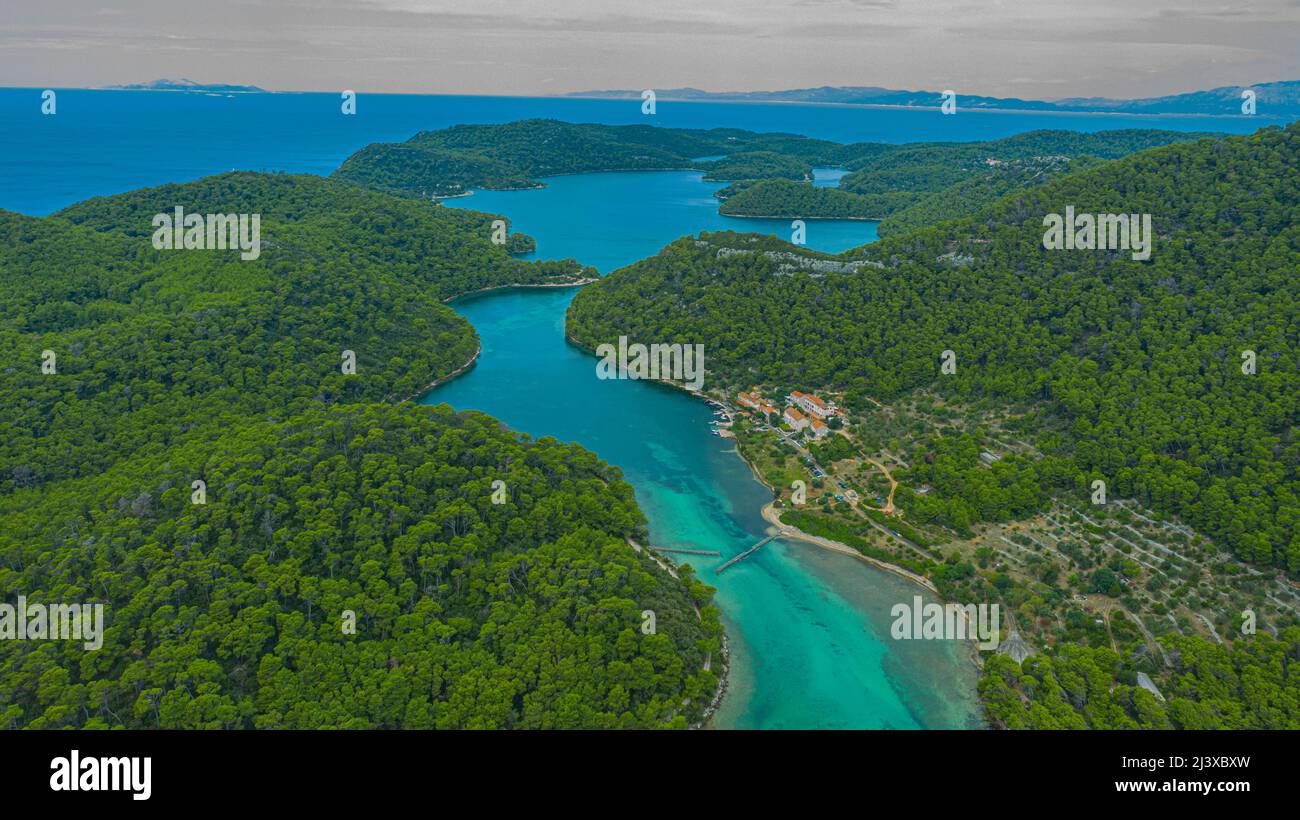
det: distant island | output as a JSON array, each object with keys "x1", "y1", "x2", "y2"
[
  {"x1": 102, "y1": 78, "x2": 267, "y2": 93},
  {"x1": 570, "y1": 79, "x2": 1300, "y2": 116},
  {"x1": 88, "y1": 79, "x2": 1300, "y2": 115}
]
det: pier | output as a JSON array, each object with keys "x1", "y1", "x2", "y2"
[{"x1": 653, "y1": 547, "x2": 722, "y2": 556}]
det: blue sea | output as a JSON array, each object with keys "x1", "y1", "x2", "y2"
[{"x1": 0, "y1": 87, "x2": 1282, "y2": 216}]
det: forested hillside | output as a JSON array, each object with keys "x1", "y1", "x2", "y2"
[
  {"x1": 874, "y1": 155, "x2": 1103, "y2": 237},
  {"x1": 7, "y1": 172, "x2": 590, "y2": 489},
  {"x1": 0, "y1": 172, "x2": 719, "y2": 728},
  {"x1": 838, "y1": 128, "x2": 1219, "y2": 195},
  {"x1": 720, "y1": 130, "x2": 1214, "y2": 223},
  {"x1": 567, "y1": 124, "x2": 1300, "y2": 573}
]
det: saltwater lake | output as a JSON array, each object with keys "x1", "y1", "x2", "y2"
[
  {"x1": 3, "y1": 86, "x2": 1281, "y2": 728},
  {"x1": 432, "y1": 171, "x2": 983, "y2": 728}
]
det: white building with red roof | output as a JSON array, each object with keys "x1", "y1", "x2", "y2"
[
  {"x1": 784, "y1": 406, "x2": 808, "y2": 431},
  {"x1": 789, "y1": 390, "x2": 835, "y2": 419}
]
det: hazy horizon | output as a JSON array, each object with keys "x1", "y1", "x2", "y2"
[
  {"x1": 13, "y1": 77, "x2": 1300, "y2": 103},
  {"x1": 3, "y1": 1, "x2": 1299, "y2": 100}
]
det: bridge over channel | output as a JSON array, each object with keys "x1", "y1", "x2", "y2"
[{"x1": 715, "y1": 535, "x2": 777, "y2": 573}]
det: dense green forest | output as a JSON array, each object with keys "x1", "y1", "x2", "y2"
[
  {"x1": 698, "y1": 151, "x2": 811, "y2": 181},
  {"x1": 333, "y1": 119, "x2": 841, "y2": 198},
  {"x1": 568, "y1": 124, "x2": 1300, "y2": 574},
  {"x1": 0, "y1": 172, "x2": 719, "y2": 728},
  {"x1": 980, "y1": 629, "x2": 1300, "y2": 728},
  {"x1": 718, "y1": 178, "x2": 891, "y2": 219}
]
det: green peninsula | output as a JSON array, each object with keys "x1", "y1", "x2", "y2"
[{"x1": 0, "y1": 172, "x2": 719, "y2": 729}]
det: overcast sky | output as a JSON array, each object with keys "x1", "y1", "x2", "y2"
[{"x1": 2, "y1": 0, "x2": 1298, "y2": 98}]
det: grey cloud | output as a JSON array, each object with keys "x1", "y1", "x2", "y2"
[{"x1": 0, "y1": 0, "x2": 1296, "y2": 97}]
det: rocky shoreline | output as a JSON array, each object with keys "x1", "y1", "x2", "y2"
[{"x1": 443, "y1": 277, "x2": 599, "y2": 304}]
